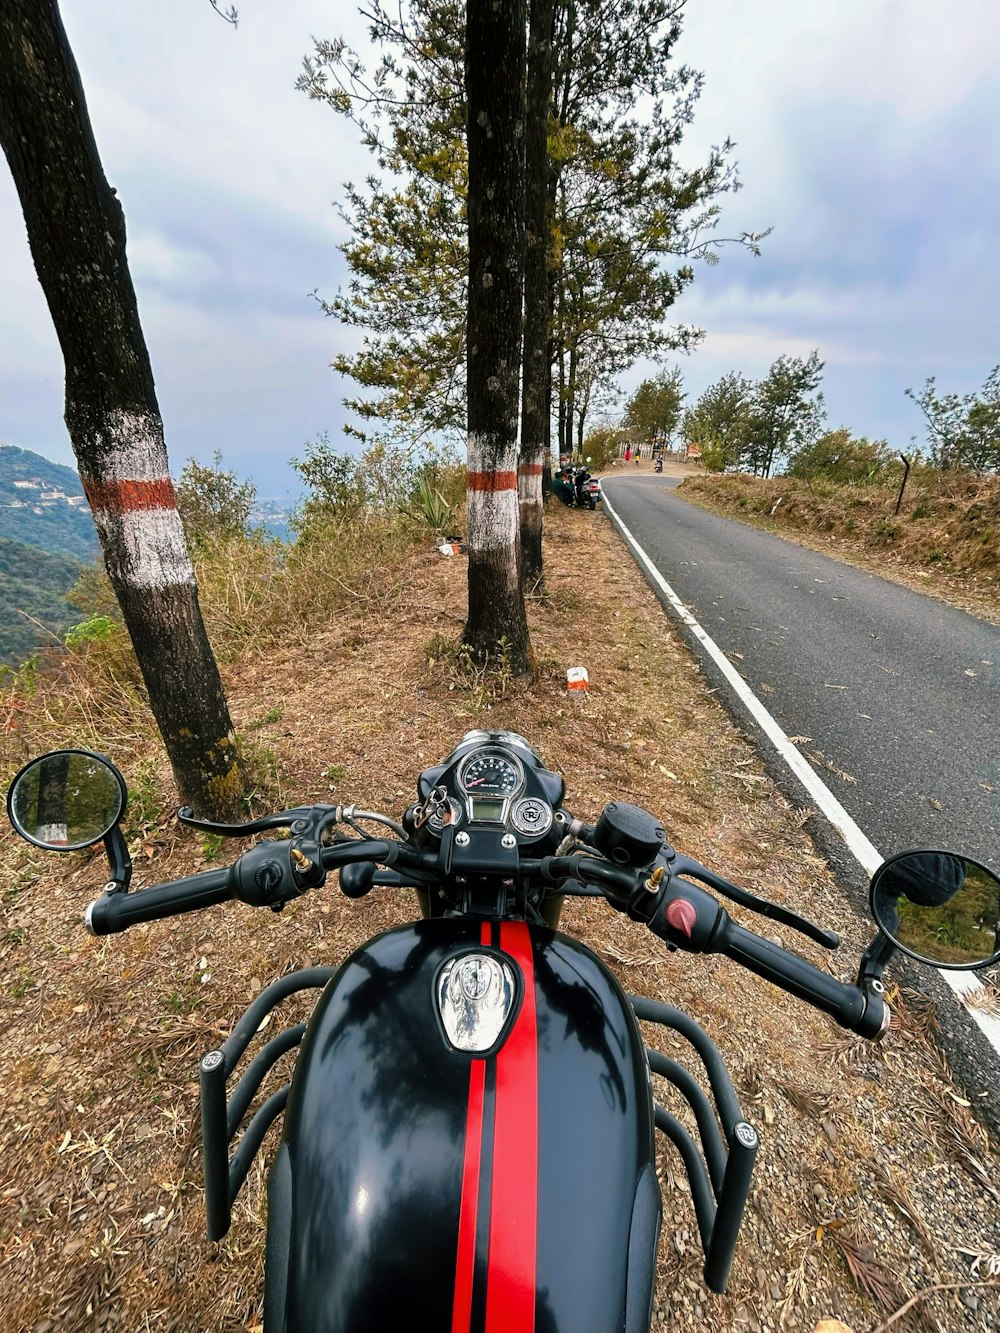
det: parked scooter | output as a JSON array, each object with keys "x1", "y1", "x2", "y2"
[
  {"x1": 555, "y1": 464, "x2": 600, "y2": 509},
  {"x1": 574, "y1": 464, "x2": 600, "y2": 509},
  {"x1": 8, "y1": 736, "x2": 1000, "y2": 1332}
]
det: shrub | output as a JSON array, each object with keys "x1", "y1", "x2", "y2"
[
  {"x1": 407, "y1": 476, "x2": 454, "y2": 533},
  {"x1": 786, "y1": 429, "x2": 891, "y2": 484},
  {"x1": 582, "y1": 425, "x2": 625, "y2": 471},
  {"x1": 176, "y1": 452, "x2": 256, "y2": 547},
  {"x1": 64, "y1": 614, "x2": 117, "y2": 650},
  {"x1": 872, "y1": 517, "x2": 900, "y2": 545}
]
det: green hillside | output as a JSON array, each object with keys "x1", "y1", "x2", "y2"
[
  {"x1": 0, "y1": 536, "x2": 85, "y2": 665},
  {"x1": 0, "y1": 442, "x2": 98, "y2": 561}
]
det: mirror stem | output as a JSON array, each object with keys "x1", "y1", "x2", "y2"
[
  {"x1": 102, "y1": 825, "x2": 132, "y2": 892},
  {"x1": 857, "y1": 931, "x2": 896, "y2": 989}
]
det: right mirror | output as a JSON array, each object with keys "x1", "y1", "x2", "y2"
[{"x1": 870, "y1": 849, "x2": 1000, "y2": 970}]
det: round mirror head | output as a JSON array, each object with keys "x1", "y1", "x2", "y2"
[
  {"x1": 870, "y1": 849, "x2": 1000, "y2": 970},
  {"x1": 6, "y1": 750, "x2": 127, "y2": 851}
]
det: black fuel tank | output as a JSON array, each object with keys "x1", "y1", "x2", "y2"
[{"x1": 264, "y1": 918, "x2": 660, "y2": 1333}]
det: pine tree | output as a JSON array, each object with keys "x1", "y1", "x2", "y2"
[{"x1": 462, "y1": 0, "x2": 532, "y2": 669}]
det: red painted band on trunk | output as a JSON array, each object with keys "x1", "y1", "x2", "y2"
[
  {"x1": 485, "y1": 922, "x2": 538, "y2": 1333},
  {"x1": 83, "y1": 476, "x2": 178, "y2": 513},
  {"x1": 517, "y1": 464, "x2": 544, "y2": 477},
  {"x1": 467, "y1": 470, "x2": 518, "y2": 492},
  {"x1": 452, "y1": 1057, "x2": 486, "y2": 1333}
]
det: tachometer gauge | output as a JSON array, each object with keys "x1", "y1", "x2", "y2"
[{"x1": 460, "y1": 751, "x2": 522, "y2": 798}]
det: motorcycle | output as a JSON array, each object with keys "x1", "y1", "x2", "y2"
[
  {"x1": 654, "y1": 456, "x2": 663, "y2": 474},
  {"x1": 7, "y1": 733, "x2": 1000, "y2": 1333}
]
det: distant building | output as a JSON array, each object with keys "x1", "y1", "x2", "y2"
[{"x1": 12, "y1": 480, "x2": 35, "y2": 489}]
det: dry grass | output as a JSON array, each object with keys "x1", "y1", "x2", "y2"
[
  {"x1": 1, "y1": 503, "x2": 999, "y2": 1332},
  {"x1": 678, "y1": 471, "x2": 1000, "y2": 624}
]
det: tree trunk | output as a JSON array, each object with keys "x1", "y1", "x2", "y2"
[
  {"x1": 463, "y1": 0, "x2": 531, "y2": 671},
  {"x1": 576, "y1": 372, "x2": 592, "y2": 456},
  {"x1": 557, "y1": 320, "x2": 567, "y2": 458},
  {"x1": 566, "y1": 341, "x2": 578, "y2": 458},
  {"x1": 0, "y1": 0, "x2": 245, "y2": 818},
  {"x1": 518, "y1": 0, "x2": 556, "y2": 588}
]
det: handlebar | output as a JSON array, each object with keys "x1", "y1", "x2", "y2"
[
  {"x1": 715, "y1": 917, "x2": 888, "y2": 1038},
  {"x1": 84, "y1": 836, "x2": 436, "y2": 936},
  {"x1": 79, "y1": 816, "x2": 889, "y2": 1040},
  {"x1": 536, "y1": 853, "x2": 888, "y2": 1040},
  {"x1": 86, "y1": 866, "x2": 235, "y2": 935}
]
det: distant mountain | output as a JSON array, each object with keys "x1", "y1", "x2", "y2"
[
  {"x1": 0, "y1": 442, "x2": 99, "y2": 561},
  {"x1": 0, "y1": 536, "x2": 84, "y2": 665},
  {"x1": 0, "y1": 444, "x2": 297, "y2": 663},
  {"x1": 251, "y1": 498, "x2": 296, "y2": 541}
]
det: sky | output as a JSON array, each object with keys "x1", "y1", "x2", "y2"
[{"x1": 1, "y1": 0, "x2": 998, "y2": 496}]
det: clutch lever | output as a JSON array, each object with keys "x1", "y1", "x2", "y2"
[{"x1": 178, "y1": 805, "x2": 336, "y2": 838}]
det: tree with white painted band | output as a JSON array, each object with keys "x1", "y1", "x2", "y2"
[
  {"x1": 0, "y1": 0, "x2": 246, "y2": 819},
  {"x1": 463, "y1": 0, "x2": 532, "y2": 670}
]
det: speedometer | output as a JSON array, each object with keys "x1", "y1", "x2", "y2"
[{"x1": 460, "y1": 751, "x2": 522, "y2": 798}]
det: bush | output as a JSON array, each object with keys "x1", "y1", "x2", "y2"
[
  {"x1": 407, "y1": 476, "x2": 454, "y2": 533},
  {"x1": 176, "y1": 452, "x2": 256, "y2": 547},
  {"x1": 786, "y1": 429, "x2": 891, "y2": 484},
  {"x1": 872, "y1": 517, "x2": 900, "y2": 545},
  {"x1": 582, "y1": 425, "x2": 625, "y2": 471},
  {"x1": 64, "y1": 614, "x2": 117, "y2": 650}
]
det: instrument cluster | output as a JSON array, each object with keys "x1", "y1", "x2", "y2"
[{"x1": 415, "y1": 730, "x2": 566, "y2": 845}]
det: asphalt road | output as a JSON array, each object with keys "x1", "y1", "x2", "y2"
[{"x1": 603, "y1": 475, "x2": 1000, "y2": 873}]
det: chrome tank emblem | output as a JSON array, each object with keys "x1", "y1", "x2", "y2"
[{"x1": 437, "y1": 952, "x2": 517, "y2": 1052}]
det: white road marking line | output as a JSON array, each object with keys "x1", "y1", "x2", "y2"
[{"x1": 602, "y1": 485, "x2": 1000, "y2": 1056}]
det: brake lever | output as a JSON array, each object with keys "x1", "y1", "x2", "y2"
[{"x1": 670, "y1": 853, "x2": 841, "y2": 951}]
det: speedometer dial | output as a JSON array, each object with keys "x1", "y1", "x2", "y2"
[{"x1": 460, "y1": 752, "x2": 522, "y2": 798}]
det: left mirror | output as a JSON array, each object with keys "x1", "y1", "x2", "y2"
[{"x1": 6, "y1": 750, "x2": 127, "y2": 851}]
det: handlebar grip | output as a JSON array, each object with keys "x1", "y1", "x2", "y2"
[
  {"x1": 85, "y1": 868, "x2": 235, "y2": 936},
  {"x1": 720, "y1": 919, "x2": 888, "y2": 1039}
]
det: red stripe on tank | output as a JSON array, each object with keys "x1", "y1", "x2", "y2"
[
  {"x1": 451, "y1": 922, "x2": 494, "y2": 1333},
  {"x1": 485, "y1": 921, "x2": 538, "y2": 1333},
  {"x1": 83, "y1": 476, "x2": 178, "y2": 513},
  {"x1": 452, "y1": 1057, "x2": 486, "y2": 1333}
]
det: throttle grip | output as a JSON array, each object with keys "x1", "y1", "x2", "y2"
[
  {"x1": 643, "y1": 880, "x2": 890, "y2": 1040},
  {"x1": 719, "y1": 919, "x2": 890, "y2": 1039}
]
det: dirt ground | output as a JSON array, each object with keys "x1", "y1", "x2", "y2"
[
  {"x1": 600, "y1": 453, "x2": 703, "y2": 480},
  {"x1": 1, "y1": 502, "x2": 999, "y2": 1332}
]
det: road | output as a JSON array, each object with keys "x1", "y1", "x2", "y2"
[
  {"x1": 603, "y1": 475, "x2": 1000, "y2": 873},
  {"x1": 602, "y1": 472, "x2": 1000, "y2": 1128}
]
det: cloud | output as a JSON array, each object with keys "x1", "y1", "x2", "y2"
[
  {"x1": 648, "y1": 0, "x2": 1000, "y2": 453},
  {"x1": 0, "y1": 1, "x2": 377, "y2": 491}
]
